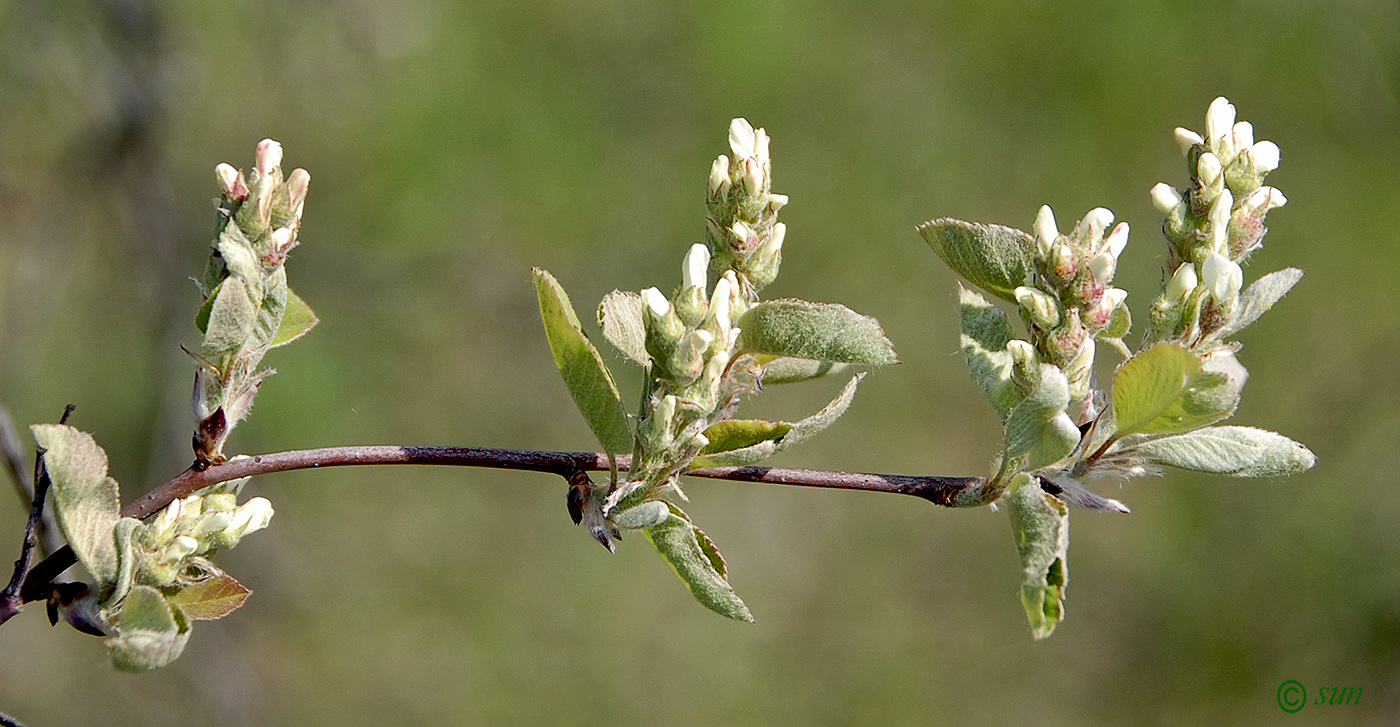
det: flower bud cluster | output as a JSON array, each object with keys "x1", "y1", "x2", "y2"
[
  {"x1": 192, "y1": 139, "x2": 311, "y2": 465},
  {"x1": 705, "y1": 118, "x2": 788, "y2": 296},
  {"x1": 635, "y1": 243, "x2": 749, "y2": 481},
  {"x1": 1148, "y1": 98, "x2": 1284, "y2": 346},
  {"x1": 1015, "y1": 204, "x2": 1132, "y2": 410},
  {"x1": 138, "y1": 483, "x2": 273, "y2": 586}
]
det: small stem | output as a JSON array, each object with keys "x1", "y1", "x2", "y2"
[{"x1": 9, "y1": 444, "x2": 985, "y2": 614}]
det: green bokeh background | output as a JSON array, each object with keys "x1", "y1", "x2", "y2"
[{"x1": 1, "y1": 1, "x2": 1397, "y2": 724}]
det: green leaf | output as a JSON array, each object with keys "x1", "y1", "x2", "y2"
[
  {"x1": 691, "y1": 373, "x2": 864, "y2": 467},
  {"x1": 30, "y1": 425, "x2": 122, "y2": 584},
  {"x1": 757, "y1": 356, "x2": 850, "y2": 385},
  {"x1": 200, "y1": 276, "x2": 257, "y2": 363},
  {"x1": 1002, "y1": 365, "x2": 1075, "y2": 463},
  {"x1": 249, "y1": 265, "x2": 288, "y2": 350},
  {"x1": 643, "y1": 503, "x2": 753, "y2": 622},
  {"x1": 958, "y1": 286, "x2": 1018, "y2": 421},
  {"x1": 1111, "y1": 343, "x2": 1242, "y2": 437},
  {"x1": 1126, "y1": 426, "x2": 1316, "y2": 477},
  {"x1": 736, "y1": 299, "x2": 897, "y2": 366},
  {"x1": 269, "y1": 288, "x2": 318, "y2": 348},
  {"x1": 1006, "y1": 473, "x2": 1069, "y2": 640},
  {"x1": 194, "y1": 279, "x2": 221, "y2": 334},
  {"x1": 111, "y1": 518, "x2": 142, "y2": 605},
  {"x1": 532, "y1": 268, "x2": 633, "y2": 455},
  {"x1": 215, "y1": 224, "x2": 261, "y2": 292},
  {"x1": 1219, "y1": 267, "x2": 1304, "y2": 337},
  {"x1": 168, "y1": 573, "x2": 253, "y2": 620},
  {"x1": 918, "y1": 218, "x2": 1035, "y2": 302},
  {"x1": 699, "y1": 419, "x2": 792, "y2": 456},
  {"x1": 106, "y1": 585, "x2": 190, "y2": 672},
  {"x1": 597, "y1": 290, "x2": 649, "y2": 366}
]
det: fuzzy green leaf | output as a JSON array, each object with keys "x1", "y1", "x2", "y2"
[
  {"x1": 269, "y1": 288, "x2": 318, "y2": 348},
  {"x1": 757, "y1": 356, "x2": 850, "y2": 385},
  {"x1": 1006, "y1": 473, "x2": 1069, "y2": 640},
  {"x1": 597, "y1": 290, "x2": 649, "y2": 366},
  {"x1": 918, "y1": 218, "x2": 1035, "y2": 302},
  {"x1": 1112, "y1": 343, "x2": 1242, "y2": 437},
  {"x1": 699, "y1": 419, "x2": 792, "y2": 456},
  {"x1": 691, "y1": 373, "x2": 864, "y2": 467},
  {"x1": 1219, "y1": 267, "x2": 1304, "y2": 337},
  {"x1": 736, "y1": 299, "x2": 896, "y2": 366},
  {"x1": 111, "y1": 518, "x2": 142, "y2": 605},
  {"x1": 250, "y1": 266, "x2": 289, "y2": 350},
  {"x1": 168, "y1": 573, "x2": 253, "y2": 621},
  {"x1": 1127, "y1": 426, "x2": 1316, "y2": 477},
  {"x1": 532, "y1": 268, "x2": 633, "y2": 455},
  {"x1": 958, "y1": 286, "x2": 1018, "y2": 420},
  {"x1": 644, "y1": 503, "x2": 753, "y2": 622},
  {"x1": 201, "y1": 276, "x2": 257, "y2": 363},
  {"x1": 31, "y1": 425, "x2": 122, "y2": 584},
  {"x1": 1003, "y1": 364, "x2": 1077, "y2": 466},
  {"x1": 107, "y1": 585, "x2": 190, "y2": 672}
]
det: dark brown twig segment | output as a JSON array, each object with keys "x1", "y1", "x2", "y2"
[{"x1": 9, "y1": 445, "x2": 985, "y2": 615}]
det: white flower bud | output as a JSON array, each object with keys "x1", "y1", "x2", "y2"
[
  {"x1": 1150, "y1": 182, "x2": 1183, "y2": 214},
  {"x1": 1208, "y1": 188, "x2": 1234, "y2": 253},
  {"x1": 255, "y1": 138, "x2": 283, "y2": 177},
  {"x1": 1174, "y1": 127, "x2": 1205, "y2": 155},
  {"x1": 1240, "y1": 186, "x2": 1287, "y2": 216},
  {"x1": 1014, "y1": 286, "x2": 1061, "y2": 328},
  {"x1": 215, "y1": 163, "x2": 240, "y2": 196},
  {"x1": 1202, "y1": 251, "x2": 1243, "y2": 302},
  {"x1": 1230, "y1": 121, "x2": 1254, "y2": 155},
  {"x1": 653, "y1": 394, "x2": 676, "y2": 425},
  {"x1": 1205, "y1": 97, "x2": 1236, "y2": 147},
  {"x1": 1101, "y1": 287, "x2": 1128, "y2": 310},
  {"x1": 269, "y1": 227, "x2": 295, "y2": 253},
  {"x1": 286, "y1": 168, "x2": 310, "y2": 218},
  {"x1": 682, "y1": 243, "x2": 710, "y2": 291},
  {"x1": 701, "y1": 349, "x2": 730, "y2": 395},
  {"x1": 642, "y1": 287, "x2": 671, "y2": 318},
  {"x1": 1197, "y1": 152, "x2": 1223, "y2": 187},
  {"x1": 160, "y1": 535, "x2": 200, "y2": 565},
  {"x1": 1034, "y1": 205, "x2": 1059, "y2": 256},
  {"x1": 709, "y1": 274, "x2": 732, "y2": 334},
  {"x1": 1101, "y1": 221, "x2": 1129, "y2": 259},
  {"x1": 1248, "y1": 140, "x2": 1280, "y2": 174},
  {"x1": 730, "y1": 220, "x2": 754, "y2": 249},
  {"x1": 227, "y1": 497, "x2": 274, "y2": 538},
  {"x1": 728, "y1": 118, "x2": 757, "y2": 160},
  {"x1": 1166, "y1": 263, "x2": 1198, "y2": 302},
  {"x1": 761, "y1": 222, "x2": 786, "y2": 263},
  {"x1": 753, "y1": 127, "x2": 770, "y2": 166},
  {"x1": 708, "y1": 154, "x2": 730, "y2": 197},
  {"x1": 198, "y1": 511, "x2": 232, "y2": 535},
  {"x1": 767, "y1": 193, "x2": 789, "y2": 212},
  {"x1": 1088, "y1": 252, "x2": 1116, "y2": 284},
  {"x1": 1078, "y1": 207, "x2": 1114, "y2": 244},
  {"x1": 742, "y1": 157, "x2": 762, "y2": 197},
  {"x1": 150, "y1": 500, "x2": 183, "y2": 538},
  {"x1": 1006, "y1": 339, "x2": 1036, "y2": 368}
]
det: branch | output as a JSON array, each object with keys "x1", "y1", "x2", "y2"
[{"x1": 12, "y1": 445, "x2": 987, "y2": 611}]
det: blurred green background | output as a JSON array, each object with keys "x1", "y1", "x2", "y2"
[{"x1": 1, "y1": 0, "x2": 1397, "y2": 724}]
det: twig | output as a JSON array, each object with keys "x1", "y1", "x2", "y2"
[
  {"x1": 0, "y1": 406, "x2": 72, "y2": 624},
  {"x1": 8, "y1": 445, "x2": 986, "y2": 616}
]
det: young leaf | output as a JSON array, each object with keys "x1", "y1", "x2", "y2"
[
  {"x1": 201, "y1": 276, "x2": 257, "y2": 363},
  {"x1": 1111, "y1": 343, "x2": 1242, "y2": 437},
  {"x1": 168, "y1": 573, "x2": 253, "y2": 620},
  {"x1": 691, "y1": 373, "x2": 864, "y2": 467},
  {"x1": 532, "y1": 268, "x2": 633, "y2": 455},
  {"x1": 250, "y1": 266, "x2": 289, "y2": 350},
  {"x1": 643, "y1": 503, "x2": 753, "y2": 622},
  {"x1": 269, "y1": 288, "x2": 319, "y2": 348},
  {"x1": 1002, "y1": 364, "x2": 1076, "y2": 465},
  {"x1": 699, "y1": 419, "x2": 793, "y2": 456},
  {"x1": 958, "y1": 286, "x2": 1018, "y2": 420},
  {"x1": 1125, "y1": 426, "x2": 1316, "y2": 477},
  {"x1": 736, "y1": 299, "x2": 897, "y2": 366},
  {"x1": 757, "y1": 356, "x2": 850, "y2": 385},
  {"x1": 30, "y1": 425, "x2": 122, "y2": 584},
  {"x1": 1006, "y1": 473, "x2": 1069, "y2": 640},
  {"x1": 917, "y1": 218, "x2": 1035, "y2": 302},
  {"x1": 1218, "y1": 267, "x2": 1304, "y2": 337},
  {"x1": 597, "y1": 290, "x2": 649, "y2": 366},
  {"x1": 106, "y1": 585, "x2": 190, "y2": 672}
]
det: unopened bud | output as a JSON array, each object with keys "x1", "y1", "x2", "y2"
[
  {"x1": 759, "y1": 222, "x2": 786, "y2": 264},
  {"x1": 1205, "y1": 97, "x2": 1236, "y2": 147},
  {"x1": 1087, "y1": 252, "x2": 1116, "y2": 284},
  {"x1": 160, "y1": 535, "x2": 199, "y2": 565},
  {"x1": 709, "y1": 274, "x2": 732, "y2": 336},
  {"x1": 1150, "y1": 183, "x2": 1183, "y2": 214},
  {"x1": 216, "y1": 163, "x2": 241, "y2": 197},
  {"x1": 742, "y1": 157, "x2": 762, "y2": 197},
  {"x1": 286, "y1": 168, "x2": 310, "y2": 218},
  {"x1": 1208, "y1": 189, "x2": 1234, "y2": 254},
  {"x1": 767, "y1": 193, "x2": 789, "y2": 212},
  {"x1": 682, "y1": 243, "x2": 710, "y2": 291},
  {"x1": 708, "y1": 155, "x2": 730, "y2": 197},
  {"x1": 728, "y1": 118, "x2": 757, "y2": 160},
  {"x1": 1006, "y1": 339, "x2": 1036, "y2": 368},
  {"x1": 1077, "y1": 208, "x2": 1114, "y2": 244},
  {"x1": 1201, "y1": 251, "x2": 1243, "y2": 303},
  {"x1": 1197, "y1": 152, "x2": 1223, "y2": 187},
  {"x1": 1101, "y1": 221, "x2": 1129, "y2": 259},
  {"x1": 1165, "y1": 263, "x2": 1197, "y2": 302},
  {"x1": 227, "y1": 497, "x2": 274, "y2": 538},
  {"x1": 1248, "y1": 140, "x2": 1280, "y2": 174},
  {"x1": 1230, "y1": 121, "x2": 1254, "y2": 156},
  {"x1": 1174, "y1": 127, "x2": 1205, "y2": 155},
  {"x1": 1015, "y1": 286, "x2": 1061, "y2": 328},
  {"x1": 255, "y1": 139, "x2": 283, "y2": 178},
  {"x1": 1034, "y1": 205, "x2": 1059, "y2": 257},
  {"x1": 1240, "y1": 186, "x2": 1287, "y2": 216}
]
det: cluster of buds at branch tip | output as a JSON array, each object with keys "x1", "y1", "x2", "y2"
[
  {"x1": 705, "y1": 118, "x2": 788, "y2": 296},
  {"x1": 1148, "y1": 97, "x2": 1286, "y2": 347}
]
